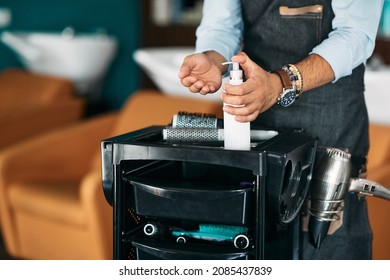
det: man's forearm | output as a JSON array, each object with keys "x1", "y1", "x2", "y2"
[{"x1": 296, "y1": 54, "x2": 335, "y2": 92}]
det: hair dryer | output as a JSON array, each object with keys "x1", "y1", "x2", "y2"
[{"x1": 308, "y1": 147, "x2": 390, "y2": 249}]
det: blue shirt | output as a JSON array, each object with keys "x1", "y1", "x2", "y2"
[{"x1": 196, "y1": 0, "x2": 384, "y2": 81}]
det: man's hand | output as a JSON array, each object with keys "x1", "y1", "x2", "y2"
[
  {"x1": 178, "y1": 51, "x2": 227, "y2": 95},
  {"x1": 222, "y1": 52, "x2": 282, "y2": 122}
]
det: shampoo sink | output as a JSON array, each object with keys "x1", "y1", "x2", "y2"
[{"x1": 1, "y1": 27, "x2": 117, "y2": 98}]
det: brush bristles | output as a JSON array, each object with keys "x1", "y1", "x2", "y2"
[{"x1": 173, "y1": 111, "x2": 217, "y2": 128}]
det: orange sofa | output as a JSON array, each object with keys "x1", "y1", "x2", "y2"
[{"x1": 0, "y1": 90, "x2": 222, "y2": 259}]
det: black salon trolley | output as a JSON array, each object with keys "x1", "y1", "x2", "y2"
[{"x1": 101, "y1": 125, "x2": 317, "y2": 260}]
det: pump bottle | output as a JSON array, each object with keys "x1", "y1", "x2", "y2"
[{"x1": 222, "y1": 61, "x2": 251, "y2": 150}]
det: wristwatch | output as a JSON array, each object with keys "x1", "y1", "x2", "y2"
[
  {"x1": 274, "y1": 64, "x2": 303, "y2": 107},
  {"x1": 278, "y1": 87, "x2": 297, "y2": 107}
]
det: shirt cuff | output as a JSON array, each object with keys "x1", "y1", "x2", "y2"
[{"x1": 311, "y1": 38, "x2": 353, "y2": 82}]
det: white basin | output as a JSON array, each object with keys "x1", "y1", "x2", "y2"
[
  {"x1": 364, "y1": 67, "x2": 390, "y2": 125},
  {"x1": 1, "y1": 28, "x2": 117, "y2": 98},
  {"x1": 133, "y1": 47, "x2": 226, "y2": 103}
]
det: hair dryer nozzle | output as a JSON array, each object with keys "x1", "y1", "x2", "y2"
[{"x1": 308, "y1": 218, "x2": 331, "y2": 249}]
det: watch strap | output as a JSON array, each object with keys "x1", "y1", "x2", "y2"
[{"x1": 274, "y1": 69, "x2": 293, "y2": 89}]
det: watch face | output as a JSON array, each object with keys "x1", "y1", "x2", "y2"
[{"x1": 278, "y1": 89, "x2": 296, "y2": 107}]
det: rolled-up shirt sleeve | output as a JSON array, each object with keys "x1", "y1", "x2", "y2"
[
  {"x1": 195, "y1": 0, "x2": 243, "y2": 61},
  {"x1": 311, "y1": 0, "x2": 384, "y2": 81}
]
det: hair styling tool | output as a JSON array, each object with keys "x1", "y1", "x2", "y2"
[
  {"x1": 162, "y1": 127, "x2": 278, "y2": 142},
  {"x1": 172, "y1": 111, "x2": 218, "y2": 128},
  {"x1": 308, "y1": 147, "x2": 390, "y2": 249}
]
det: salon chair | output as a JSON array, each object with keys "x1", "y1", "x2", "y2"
[
  {"x1": 0, "y1": 90, "x2": 222, "y2": 259},
  {"x1": 0, "y1": 68, "x2": 85, "y2": 232},
  {"x1": 0, "y1": 69, "x2": 85, "y2": 149}
]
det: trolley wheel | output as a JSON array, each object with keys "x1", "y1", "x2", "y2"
[
  {"x1": 176, "y1": 236, "x2": 187, "y2": 244},
  {"x1": 233, "y1": 234, "x2": 249, "y2": 249}
]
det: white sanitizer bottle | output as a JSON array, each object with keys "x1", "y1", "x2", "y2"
[{"x1": 222, "y1": 61, "x2": 251, "y2": 150}]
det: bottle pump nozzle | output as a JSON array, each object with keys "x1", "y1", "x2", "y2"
[
  {"x1": 222, "y1": 61, "x2": 242, "y2": 84},
  {"x1": 222, "y1": 61, "x2": 240, "y2": 70}
]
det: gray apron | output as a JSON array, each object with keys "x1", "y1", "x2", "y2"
[{"x1": 241, "y1": 0, "x2": 372, "y2": 259}]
